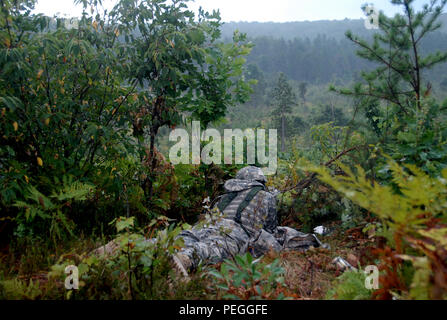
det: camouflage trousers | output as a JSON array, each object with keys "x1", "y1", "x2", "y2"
[
  {"x1": 177, "y1": 218, "x2": 321, "y2": 269},
  {"x1": 178, "y1": 218, "x2": 251, "y2": 269}
]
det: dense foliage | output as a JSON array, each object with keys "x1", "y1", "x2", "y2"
[
  {"x1": 1, "y1": 0, "x2": 447, "y2": 301},
  {"x1": 0, "y1": 0, "x2": 253, "y2": 240}
]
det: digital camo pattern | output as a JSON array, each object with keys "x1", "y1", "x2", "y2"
[
  {"x1": 178, "y1": 218, "x2": 250, "y2": 269},
  {"x1": 221, "y1": 179, "x2": 277, "y2": 234},
  {"x1": 176, "y1": 166, "x2": 323, "y2": 270},
  {"x1": 235, "y1": 166, "x2": 267, "y2": 183}
]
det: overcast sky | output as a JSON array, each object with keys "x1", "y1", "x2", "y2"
[{"x1": 33, "y1": 0, "x2": 430, "y2": 22}]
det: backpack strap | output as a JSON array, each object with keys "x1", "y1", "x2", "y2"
[
  {"x1": 215, "y1": 185, "x2": 266, "y2": 238},
  {"x1": 234, "y1": 186, "x2": 265, "y2": 225},
  {"x1": 217, "y1": 192, "x2": 239, "y2": 213},
  {"x1": 216, "y1": 185, "x2": 266, "y2": 217}
]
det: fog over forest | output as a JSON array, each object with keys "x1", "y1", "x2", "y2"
[{"x1": 221, "y1": 15, "x2": 447, "y2": 84}]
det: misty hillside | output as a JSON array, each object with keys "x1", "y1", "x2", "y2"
[
  {"x1": 221, "y1": 14, "x2": 447, "y2": 85},
  {"x1": 221, "y1": 13, "x2": 447, "y2": 40}
]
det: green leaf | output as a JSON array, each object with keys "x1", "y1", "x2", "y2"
[{"x1": 116, "y1": 216, "x2": 135, "y2": 232}]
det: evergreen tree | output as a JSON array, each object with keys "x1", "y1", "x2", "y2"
[
  {"x1": 245, "y1": 63, "x2": 266, "y2": 106},
  {"x1": 271, "y1": 73, "x2": 297, "y2": 152},
  {"x1": 298, "y1": 81, "x2": 308, "y2": 104},
  {"x1": 331, "y1": 0, "x2": 447, "y2": 114}
]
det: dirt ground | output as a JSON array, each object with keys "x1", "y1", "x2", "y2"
[{"x1": 273, "y1": 221, "x2": 379, "y2": 299}]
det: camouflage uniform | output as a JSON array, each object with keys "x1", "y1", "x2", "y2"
[{"x1": 176, "y1": 166, "x2": 322, "y2": 270}]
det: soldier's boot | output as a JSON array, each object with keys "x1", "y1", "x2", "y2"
[{"x1": 171, "y1": 252, "x2": 192, "y2": 282}]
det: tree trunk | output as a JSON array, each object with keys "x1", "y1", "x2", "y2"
[
  {"x1": 146, "y1": 124, "x2": 158, "y2": 205},
  {"x1": 281, "y1": 114, "x2": 286, "y2": 153}
]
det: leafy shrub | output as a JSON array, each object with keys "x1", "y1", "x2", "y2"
[
  {"x1": 326, "y1": 271, "x2": 372, "y2": 300},
  {"x1": 0, "y1": 0, "x2": 136, "y2": 242},
  {"x1": 0, "y1": 0, "x2": 253, "y2": 243},
  {"x1": 309, "y1": 160, "x2": 447, "y2": 299},
  {"x1": 272, "y1": 143, "x2": 364, "y2": 231},
  {"x1": 379, "y1": 100, "x2": 447, "y2": 177},
  {"x1": 48, "y1": 216, "x2": 207, "y2": 300},
  {"x1": 0, "y1": 278, "x2": 42, "y2": 300},
  {"x1": 13, "y1": 177, "x2": 95, "y2": 243},
  {"x1": 208, "y1": 253, "x2": 295, "y2": 300}
]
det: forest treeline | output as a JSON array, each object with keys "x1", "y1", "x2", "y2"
[
  {"x1": 221, "y1": 13, "x2": 447, "y2": 40},
  {"x1": 244, "y1": 32, "x2": 447, "y2": 85}
]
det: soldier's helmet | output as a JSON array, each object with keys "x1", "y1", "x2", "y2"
[{"x1": 236, "y1": 166, "x2": 267, "y2": 183}]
